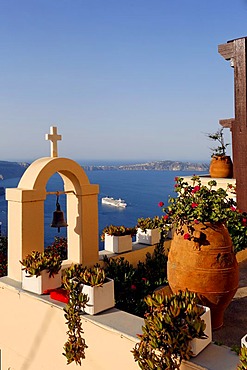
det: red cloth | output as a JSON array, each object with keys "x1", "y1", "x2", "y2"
[{"x1": 49, "y1": 288, "x2": 69, "y2": 303}]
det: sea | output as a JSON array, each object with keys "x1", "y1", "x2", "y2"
[{"x1": 0, "y1": 169, "x2": 200, "y2": 250}]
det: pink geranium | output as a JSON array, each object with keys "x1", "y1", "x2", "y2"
[
  {"x1": 191, "y1": 185, "x2": 200, "y2": 193},
  {"x1": 191, "y1": 202, "x2": 198, "y2": 208},
  {"x1": 183, "y1": 233, "x2": 190, "y2": 240}
]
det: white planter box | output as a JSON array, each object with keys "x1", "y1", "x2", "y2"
[
  {"x1": 136, "y1": 228, "x2": 160, "y2": 245},
  {"x1": 190, "y1": 306, "x2": 212, "y2": 356},
  {"x1": 104, "y1": 234, "x2": 132, "y2": 253},
  {"x1": 241, "y1": 334, "x2": 247, "y2": 348},
  {"x1": 22, "y1": 270, "x2": 62, "y2": 295},
  {"x1": 80, "y1": 278, "x2": 115, "y2": 315}
]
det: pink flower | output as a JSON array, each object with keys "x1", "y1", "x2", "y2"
[
  {"x1": 194, "y1": 219, "x2": 199, "y2": 224},
  {"x1": 131, "y1": 284, "x2": 137, "y2": 290},
  {"x1": 174, "y1": 184, "x2": 179, "y2": 188},
  {"x1": 192, "y1": 185, "x2": 200, "y2": 193},
  {"x1": 242, "y1": 218, "x2": 247, "y2": 227},
  {"x1": 230, "y1": 206, "x2": 236, "y2": 211},
  {"x1": 142, "y1": 277, "x2": 147, "y2": 282},
  {"x1": 183, "y1": 233, "x2": 190, "y2": 240},
  {"x1": 191, "y1": 202, "x2": 198, "y2": 208},
  {"x1": 158, "y1": 201, "x2": 164, "y2": 207},
  {"x1": 174, "y1": 177, "x2": 179, "y2": 181},
  {"x1": 163, "y1": 215, "x2": 169, "y2": 221}
]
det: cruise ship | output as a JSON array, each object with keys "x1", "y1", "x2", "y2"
[{"x1": 101, "y1": 197, "x2": 127, "y2": 208}]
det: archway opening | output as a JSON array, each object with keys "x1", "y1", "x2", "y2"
[{"x1": 44, "y1": 173, "x2": 67, "y2": 248}]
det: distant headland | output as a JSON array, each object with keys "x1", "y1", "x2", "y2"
[
  {"x1": 0, "y1": 160, "x2": 209, "y2": 180},
  {"x1": 0, "y1": 161, "x2": 29, "y2": 180},
  {"x1": 82, "y1": 160, "x2": 209, "y2": 172}
]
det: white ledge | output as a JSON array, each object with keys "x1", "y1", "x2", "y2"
[{"x1": 0, "y1": 276, "x2": 240, "y2": 370}]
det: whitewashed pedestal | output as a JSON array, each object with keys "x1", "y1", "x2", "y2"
[
  {"x1": 80, "y1": 278, "x2": 115, "y2": 315},
  {"x1": 241, "y1": 334, "x2": 247, "y2": 347},
  {"x1": 191, "y1": 306, "x2": 212, "y2": 356},
  {"x1": 104, "y1": 234, "x2": 132, "y2": 253},
  {"x1": 136, "y1": 228, "x2": 160, "y2": 245},
  {"x1": 22, "y1": 270, "x2": 62, "y2": 295}
]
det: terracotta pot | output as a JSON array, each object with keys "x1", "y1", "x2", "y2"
[
  {"x1": 167, "y1": 222, "x2": 239, "y2": 330},
  {"x1": 209, "y1": 155, "x2": 233, "y2": 178}
]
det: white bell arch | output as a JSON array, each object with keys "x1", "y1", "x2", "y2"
[{"x1": 6, "y1": 156, "x2": 99, "y2": 281}]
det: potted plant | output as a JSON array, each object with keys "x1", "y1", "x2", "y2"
[
  {"x1": 132, "y1": 289, "x2": 210, "y2": 370},
  {"x1": 63, "y1": 264, "x2": 115, "y2": 315},
  {"x1": 206, "y1": 127, "x2": 233, "y2": 178},
  {"x1": 238, "y1": 345, "x2": 247, "y2": 370},
  {"x1": 20, "y1": 249, "x2": 62, "y2": 294},
  {"x1": 136, "y1": 216, "x2": 161, "y2": 245},
  {"x1": 161, "y1": 175, "x2": 239, "y2": 330},
  {"x1": 63, "y1": 272, "x2": 88, "y2": 365},
  {"x1": 101, "y1": 225, "x2": 137, "y2": 253}
]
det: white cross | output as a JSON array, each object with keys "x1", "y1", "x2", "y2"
[{"x1": 45, "y1": 126, "x2": 62, "y2": 157}]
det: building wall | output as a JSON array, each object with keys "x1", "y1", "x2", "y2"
[
  {"x1": 0, "y1": 271, "x2": 241, "y2": 370},
  {"x1": 0, "y1": 279, "x2": 140, "y2": 370}
]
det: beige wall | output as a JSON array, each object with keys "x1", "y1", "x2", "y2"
[
  {"x1": 0, "y1": 277, "x2": 240, "y2": 370},
  {"x1": 0, "y1": 279, "x2": 140, "y2": 370}
]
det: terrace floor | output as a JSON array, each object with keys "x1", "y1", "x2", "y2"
[{"x1": 212, "y1": 252, "x2": 247, "y2": 348}]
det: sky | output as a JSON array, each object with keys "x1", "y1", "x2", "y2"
[{"x1": 1, "y1": 0, "x2": 247, "y2": 163}]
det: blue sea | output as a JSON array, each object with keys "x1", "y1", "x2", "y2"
[{"x1": 0, "y1": 170, "x2": 199, "y2": 249}]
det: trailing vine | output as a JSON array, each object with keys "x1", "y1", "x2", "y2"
[{"x1": 63, "y1": 274, "x2": 89, "y2": 365}]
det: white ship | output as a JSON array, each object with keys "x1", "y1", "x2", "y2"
[{"x1": 101, "y1": 197, "x2": 127, "y2": 208}]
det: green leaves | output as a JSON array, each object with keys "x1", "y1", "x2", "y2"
[
  {"x1": 161, "y1": 176, "x2": 247, "y2": 253},
  {"x1": 205, "y1": 128, "x2": 229, "y2": 157},
  {"x1": 101, "y1": 225, "x2": 137, "y2": 240},
  {"x1": 63, "y1": 272, "x2": 89, "y2": 365},
  {"x1": 237, "y1": 346, "x2": 247, "y2": 370},
  {"x1": 63, "y1": 264, "x2": 106, "y2": 287},
  {"x1": 137, "y1": 216, "x2": 163, "y2": 232},
  {"x1": 20, "y1": 249, "x2": 62, "y2": 277},
  {"x1": 132, "y1": 289, "x2": 207, "y2": 370}
]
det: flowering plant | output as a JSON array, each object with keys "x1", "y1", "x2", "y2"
[{"x1": 160, "y1": 176, "x2": 247, "y2": 252}]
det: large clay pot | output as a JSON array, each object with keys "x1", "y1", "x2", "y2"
[
  {"x1": 167, "y1": 222, "x2": 239, "y2": 330},
  {"x1": 209, "y1": 155, "x2": 233, "y2": 178}
]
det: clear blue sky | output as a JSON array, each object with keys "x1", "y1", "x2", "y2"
[{"x1": 1, "y1": 0, "x2": 247, "y2": 163}]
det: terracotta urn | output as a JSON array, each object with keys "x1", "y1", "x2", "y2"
[
  {"x1": 167, "y1": 222, "x2": 239, "y2": 330},
  {"x1": 209, "y1": 155, "x2": 233, "y2": 178}
]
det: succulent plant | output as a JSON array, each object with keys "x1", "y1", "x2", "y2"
[
  {"x1": 63, "y1": 264, "x2": 107, "y2": 287},
  {"x1": 62, "y1": 263, "x2": 109, "y2": 365},
  {"x1": 238, "y1": 346, "x2": 247, "y2": 370},
  {"x1": 63, "y1": 272, "x2": 89, "y2": 365},
  {"x1": 20, "y1": 249, "x2": 62, "y2": 278},
  {"x1": 137, "y1": 216, "x2": 162, "y2": 232},
  {"x1": 101, "y1": 225, "x2": 137, "y2": 241},
  {"x1": 132, "y1": 289, "x2": 207, "y2": 370}
]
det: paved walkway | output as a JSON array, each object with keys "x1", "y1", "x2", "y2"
[{"x1": 212, "y1": 256, "x2": 247, "y2": 348}]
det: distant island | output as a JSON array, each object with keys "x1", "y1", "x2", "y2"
[
  {"x1": 82, "y1": 161, "x2": 209, "y2": 172},
  {"x1": 0, "y1": 160, "x2": 209, "y2": 181}
]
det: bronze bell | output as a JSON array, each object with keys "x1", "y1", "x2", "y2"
[{"x1": 51, "y1": 195, "x2": 68, "y2": 232}]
